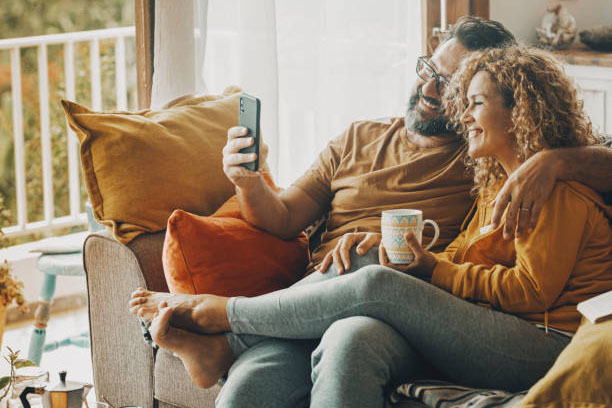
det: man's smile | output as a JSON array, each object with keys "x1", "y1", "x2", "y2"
[{"x1": 418, "y1": 96, "x2": 441, "y2": 113}]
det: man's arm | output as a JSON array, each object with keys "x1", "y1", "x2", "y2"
[
  {"x1": 556, "y1": 145, "x2": 612, "y2": 191},
  {"x1": 492, "y1": 145, "x2": 612, "y2": 239},
  {"x1": 237, "y1": 182, "x2": 326, "y2": 239},
  {"x1": 223, "y1": 126, "x2": 327, "y2": 239}
]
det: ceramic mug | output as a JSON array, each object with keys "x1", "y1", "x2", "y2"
[{"x1": 381, "y1": 209, "x2": 440, "y2": 264}]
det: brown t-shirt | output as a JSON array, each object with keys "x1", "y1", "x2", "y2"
[{"x1": 292, "y1": 117, "x2": 474, "y2": 273}]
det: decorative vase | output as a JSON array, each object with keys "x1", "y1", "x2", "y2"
[{"x1": 536, "y1": 3, "x2": 577, "y2": 50}]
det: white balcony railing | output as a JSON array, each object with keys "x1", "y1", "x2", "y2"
[{"x1": 0, "y1": 27, "x2": 136, "y2": 238}]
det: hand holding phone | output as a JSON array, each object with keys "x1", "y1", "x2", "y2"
[{"x1": 238, "y1": 93, "x2": 261, "y2": 171}]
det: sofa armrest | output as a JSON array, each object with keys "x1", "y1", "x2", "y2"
[{"x1": 84, "y1": 230, "x2": 165, "y2": 408}]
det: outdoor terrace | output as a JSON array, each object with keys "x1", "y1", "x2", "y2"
[{"x1": 0, "y1": 26, "x2": 137, "y2": 389}]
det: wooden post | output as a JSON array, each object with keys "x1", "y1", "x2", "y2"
[
  {"x1": 422, "y1": 0, "x2": 490, "y2": 55},
  {"x1": 421, "y1": 0, "x2": 440, "y2": 55},
  {"x1": 447, "y1": 0, "x2": 471, "y2": 25},
  {"x1": 135, "y1": 0, "x2": 154, "y2": 109},
  {"x1": 470, "y1": 0, "x2": 490, "y2": 20}
]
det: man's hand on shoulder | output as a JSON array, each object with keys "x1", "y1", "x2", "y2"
[
  {"x1": 317, "y1": 232, "x2": 381, "y2": 274},
  {"x1": 492, "y1": 144, "x2": 612, "y2": 239},
  {"x1": 491, "y1": 150, "x2": 560, "y2": 240}
]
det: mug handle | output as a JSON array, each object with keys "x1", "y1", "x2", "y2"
[{"x1": 422, "y1": 219, "x2": 440, "y2": 250}]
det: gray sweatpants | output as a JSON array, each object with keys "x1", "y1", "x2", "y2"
[{"x1": 220, "y1": 249, "x2": 570, "y2": 408}]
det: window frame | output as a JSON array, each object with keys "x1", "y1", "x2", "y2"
[
  {"x1": 135, "y1": 0, "x2": 155, "y2": 109},
  {"x1": 421, "y1": 0, "x2": 489, "y2": 54}
]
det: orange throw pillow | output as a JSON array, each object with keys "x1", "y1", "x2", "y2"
[{"x1": 162, "y1": 175, "x2": 310, "y2": 296}]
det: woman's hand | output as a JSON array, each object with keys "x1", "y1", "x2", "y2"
[
  {"x1": 317, "y1": 232, "x2": 381, "y2": 274},
  {"x1": 378, "y1": 231, "x2": 438, "y2": 278}
]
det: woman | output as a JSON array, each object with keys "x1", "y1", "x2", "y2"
[{"x1": 131, "y1": 45, "x2": 612, "y2": 397}]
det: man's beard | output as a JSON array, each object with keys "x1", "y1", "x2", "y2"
[{"x1": 404, "y1": 87, "x2": 450, "y2": 136}]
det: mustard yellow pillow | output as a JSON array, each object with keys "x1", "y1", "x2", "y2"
[
  {"x1": 517, "y1": 318, "x2": 612, "y2": 408},
  {"x1": 62, "y1": 87, "x2": 265, "y2": 244}
]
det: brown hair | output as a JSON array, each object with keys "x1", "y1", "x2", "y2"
[
  {"x1": 444, "y1": 16, "x2": 516, "y2": 51},
  {"x1": 445, "y1": 44, "x2": 598, "y2": 198}
]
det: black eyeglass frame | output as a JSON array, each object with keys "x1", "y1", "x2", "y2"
[{"x1": 416, "y1": 56, "x2": 450, "y2": 93}]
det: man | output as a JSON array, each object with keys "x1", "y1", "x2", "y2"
[{"x1": 131, "y1": 17, "x2": 612, "y2": 408}]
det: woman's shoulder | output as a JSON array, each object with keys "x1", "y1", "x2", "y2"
[
  {"x1": 555, "y1": 181, "x2": 604, "y2": 203},
  {"x1": 549, "y1": 181, "x2": 612, "y2": 219}
]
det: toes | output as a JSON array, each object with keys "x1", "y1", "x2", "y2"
[
  {"x1": 130, "y1": 288, "x2": 144, "y2": 297},
  {"x1": 130, "y1": 287, "x2": 149, "y2": 299},
  {"x1": 128, "y1": 298, "x2": 143, "y2": 307}
]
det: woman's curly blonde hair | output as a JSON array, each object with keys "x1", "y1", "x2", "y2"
[{"x1": 444, "y1": 44, "x2": 597, "y2": 198}]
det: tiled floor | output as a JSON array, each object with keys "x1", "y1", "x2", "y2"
[{"x1": 2, "y1": 306, "x2": 97, "y2": 405}]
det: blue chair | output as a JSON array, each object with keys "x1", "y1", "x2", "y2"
[{"x1": 27, "y1": 203, "x2": 105, "y2": 365}]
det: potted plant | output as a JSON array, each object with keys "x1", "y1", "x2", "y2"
[
  {"x1": 0, "y1": 195, "x2": 27, "y2": 345},
  {"x1": 0, "y1": 347, "x2": 35, "y2": 400}
]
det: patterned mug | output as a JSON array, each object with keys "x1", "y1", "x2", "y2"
[{"x1": 381, "y1": 209, "x2": 440, "y2": 264}]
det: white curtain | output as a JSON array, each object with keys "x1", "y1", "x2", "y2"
[
  {"x1": 150, "y1": 0, "x2": 208, "y2": 108},
  {"x1": 152, "y1": 0, "x2": 422, "y2": 187}
]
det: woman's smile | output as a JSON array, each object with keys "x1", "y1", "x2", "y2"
[
  {"x1": 467, "y1": 127, "x2": 483, "y2": 139},
  {"x1": 460, "y1": 70, "x2": 519, "y2": 174}
]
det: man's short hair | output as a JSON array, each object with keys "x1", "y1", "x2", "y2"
[{"x1": 444, "y1": 16, "x2": 516, "y2": 50}]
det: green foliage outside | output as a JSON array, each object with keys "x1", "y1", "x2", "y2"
[
  {"x1": 0, "y1": 0, "x2": 136, "y2": 244},
  {"x1": 0, "y1": 194, "x2": 27, "y2": 312}
]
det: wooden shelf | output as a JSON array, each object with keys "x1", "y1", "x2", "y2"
[{"x1": 553, "y1": 43, "x2": 612, "y2": 68}]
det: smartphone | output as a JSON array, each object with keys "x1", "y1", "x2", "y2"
[{"x1": 238, "y1": 93, "x2": 261, "y2": 171}]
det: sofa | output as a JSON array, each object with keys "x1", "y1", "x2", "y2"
[
  {"x1": 84, "y1": 219, "x2": 612, "y2": 408},
  {"x1": 84, "y1": 229, "x2": 431, "y2": 408},
  {"x1": 76, "y1": 83, "x2": 611, "y2": 407}
]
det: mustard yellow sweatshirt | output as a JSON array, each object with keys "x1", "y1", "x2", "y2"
[{"x1": 432, "y1": 181, "x2": 612, "y2": 332}]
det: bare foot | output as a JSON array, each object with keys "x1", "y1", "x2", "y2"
[
  {"x1": 150, "y1": 303, "x2": 235, "y2": 389},
  {"x1": 129, "y1": 288, "x2": 231, "y2": 334},
  {"x1": 129, "y1": 289, "x2": 169, "y2": 320}
]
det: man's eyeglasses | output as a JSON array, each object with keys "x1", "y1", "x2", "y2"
[{"x1": 416, "y1": 56, "x2": 450, "y2": 93}]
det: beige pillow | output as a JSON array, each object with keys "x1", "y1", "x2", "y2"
[
  {"x1": 63, "y1": 87, "x2": 267, "y2": 244},
  {"x1": 517, "y1": 318, "x2": 612, "y2": 408}
]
